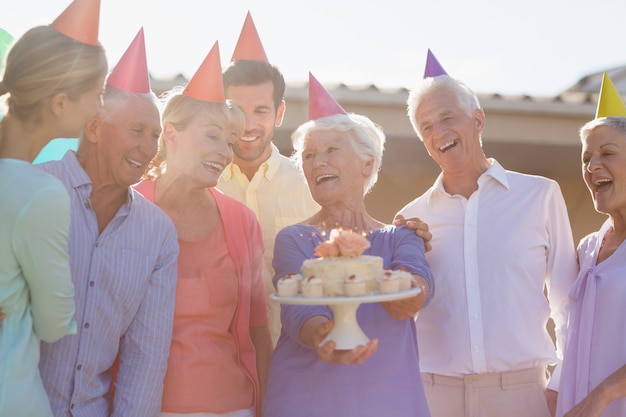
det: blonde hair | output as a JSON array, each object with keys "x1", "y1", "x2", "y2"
[
  {"x1": 0, "y1": 25, "x2": 107, "y2": 124},
  {"x1": 144, "y1": 87, "x2": 245, "y2": 180}
]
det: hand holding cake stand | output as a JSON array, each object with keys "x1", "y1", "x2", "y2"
[{"x1": 270, "y1": 287, "x2": 422, "y2": 350}]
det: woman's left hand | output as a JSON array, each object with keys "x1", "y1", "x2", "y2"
[
  {"x1": 563, "y1": 392, "x2": 607, "y2": 417},
  {"x1": 563, "y1": 364, "x2": 626, "y2": 417},
  {"x1": 380, "y1": 275, "x2": 428, "y2": 320}
]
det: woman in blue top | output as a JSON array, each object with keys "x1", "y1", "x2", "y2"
[
  {"x1": 0, "y1": 1, "x2": 107, "y2": 415},
  {"x1": 263, "y1": 76, "x2": 433, "y2": 417}
]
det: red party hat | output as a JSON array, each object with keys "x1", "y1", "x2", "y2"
[
  {"x1": 230, "y1": 11, "x2": 268, "y2": 62},
  {"x1": 106, "y1": 28, "x2": 151, "y2": 93},
  {"x1": 51, "y1": 0, "x2": 100, "y2": 45},
  {"x1": 184, "y1": 41, "x2": 225, "y2": 103},
  {"x1": 308, "y1": 72, "x2": 346, "y2": 121},
  {"x1": 423, "y1": 49, "x2": 448, "y2": 78}
]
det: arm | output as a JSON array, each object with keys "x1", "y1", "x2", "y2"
[
  {"x1": 563, "y1": 365, "x2": 626, "y2": 417},
  {"x1": 250, "y1": 326, "x2": 272, "y2": 407},
  {"x1": 273, "y1": 228, "x2": 332, "y2": 346},
  {"x1": 380, "y1": 274, "x2": 430, "y2": 320},
  {"x1": 544, "y1": 183, "x2": 578, "y2": 392},
  {"x1": 111, "y1": 228, "x2": 179, "y2": 417},
  {"x1": 16, "y1": 185, "x2": 76, "y2": 342},
  {"x1": 248, "y1": 217, "x2": 272, "y2": 409},
  {"x1": 380, "y1": 226, "x2": 435, "y2": 320}
]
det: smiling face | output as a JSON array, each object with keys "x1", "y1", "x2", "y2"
[
  {"x1": 165, "y1": 110, "x2": 236, "y2": 188},
  {"x1": 96, "y1": 95, "x2": 161, "y2": 188},
  {"x1": 301, "y1": 130, "x2": 370, "y2": 207},
  {"x1": 581, "y1": 124, "x2": 626, "y2": 217},
  {"x1": 225, "y1": 81, "x2": 285, "y2": 167},
  {"x1": 414, "y1": 89, "x2": 486, "y2": 176}
]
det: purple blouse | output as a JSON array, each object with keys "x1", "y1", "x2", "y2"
[
  {"x1": 557, "y1": 218, "x2": 626, "y2": 417},
  {"x1": 263, "y1": 224, "x2": 433, "y2": 417}
]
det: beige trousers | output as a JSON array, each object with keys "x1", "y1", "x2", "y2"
[{"x1": 421, "y1": 366, "x2": 552, "y2": 417}]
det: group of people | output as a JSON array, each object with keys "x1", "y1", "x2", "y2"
[{"x1": 1, "y1": 0, "x2": 626, "y2": 417}]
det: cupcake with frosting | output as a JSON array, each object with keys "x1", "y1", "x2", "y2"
[
  {"x1": 379, "y1": 271, "x2": 400, "y2": 294},
  {"x1": 277, "y1": 273, "x2": 302, "y2": 297},
  {"x1": 344, "y1": 274, "x2": 366, "y2": 297},
  {"x1": 302, "y1": 275, "x2": 323, "y2": 297},
  {"x1": 391, "y1": 268, "x2": 413, "y2": 291}
]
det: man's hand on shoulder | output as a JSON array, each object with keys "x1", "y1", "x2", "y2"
[{"x1": 393, "y1": 214, "x2": 432, "y2": 252}]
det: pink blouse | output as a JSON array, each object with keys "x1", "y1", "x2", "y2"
[{"x1": 160, "y1": 220, "x2": 253, "y2": 413}]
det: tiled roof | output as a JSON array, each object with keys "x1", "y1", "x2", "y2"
[{"x1": 149, "y1": 66, "x2": 626, "y2": 109}]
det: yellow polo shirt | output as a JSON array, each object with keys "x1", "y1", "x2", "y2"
[{"x1": 217, "y1": 143, "x2": 320, "y2": 344}]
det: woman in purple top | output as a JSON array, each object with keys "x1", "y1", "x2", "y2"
[
  {"x1": 556, "y1": 117, "x2": 626, "y2": 417},
  {"x1": 262, "y1": 82, "x2": 433, "y2": 417}
]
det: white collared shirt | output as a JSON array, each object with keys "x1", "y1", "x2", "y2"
[{"x1": 399, "y1": 159, "x2": 577, "y2": 390}]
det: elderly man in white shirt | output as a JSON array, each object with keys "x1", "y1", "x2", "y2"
[{"x1": 397, "y1": 73, "x2": 577, "y2": 417}]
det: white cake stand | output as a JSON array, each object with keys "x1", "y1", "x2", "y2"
[{"x1": 270, "y1": 287, "x2": 421, "y2": 350}]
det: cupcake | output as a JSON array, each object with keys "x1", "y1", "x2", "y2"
[
  {"x1": 379, "y1": 271, "x2": 400, "y2": 294},
  {"x1": 302, "y1": 275, "x2": 323, "y2": 297},
  {"x1": 394, "y1": 268, "x2": 413, "y2": 291},
  {"x1": 344, "y1": 274, "x2": 366, "y2": 297},
  {"x1": 277, "y1": 274, "x2": 301, "y2": 297}
]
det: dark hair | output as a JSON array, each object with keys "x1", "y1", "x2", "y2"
[{"x1": 222, "y1": 59, "x2": 285, "y2": 110}]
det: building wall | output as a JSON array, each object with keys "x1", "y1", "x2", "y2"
[{"x1": 275, "y1": 86, "x2": 607, "y2": 245}]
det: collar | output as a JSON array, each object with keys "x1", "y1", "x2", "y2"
[
  {"x1": 61, "y1": 150, "x2": 135, "y2": 203},
  {"x1": 221, "y1": 142, "x2": 282, "y2": 181},
  {"x1": 428, "y1": 158, "x2": 510, "y2": 206}
]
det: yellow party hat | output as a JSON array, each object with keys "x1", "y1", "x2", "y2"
[{"x1": 595, "y1": 72, "x2": 626, "y2": 118}]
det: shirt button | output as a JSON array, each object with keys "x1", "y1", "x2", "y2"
[
  {"x1": 472, "y1": 314, "x2": 478, "y2": 319},
  {"x1": 76, "y1": 364, "x2": 82, "y2": 370},
  {"x1": 89, "y1": 281, "x2": 95, "y2": 287},
  {"x1": 71, "y1": 404, "x2": 75, "y2": 410},
  {"x1": 474, "y1": 346, "x2": 481, "y2": 352},
  {"x1": 84, "y1": 323, "x2": 90, "y2": 329}
]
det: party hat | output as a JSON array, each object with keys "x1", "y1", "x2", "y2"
[
  {"x1": 595, "y1": 72, "x2": 626, "y2": 118},
  {"x1": 308, "y1": 72, "x2": 346, "y2": 121},
  {"x1": 106, "y1": 28, "x2": 150, "y2": 93},
  {"x1": 0, "y1": 28, "x2": 13, "y2": 72},
  {"x1": 423, "y1": 48, "x2": 448, "y2": 78},
  {"x1": 230, "y1": 11, "x2": 268, "y2": 62},
  {"x1": 51, "y1": 0, "x2": 100, "y2": 45},
  {"x1": 184, "y1": 41, "x2": 225, "y2": 103}
]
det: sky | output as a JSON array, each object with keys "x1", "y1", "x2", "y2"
[{"x1": 3, "y1": 0, "x2": 626, "y2": 97}]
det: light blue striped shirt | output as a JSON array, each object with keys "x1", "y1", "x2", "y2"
[{"x1": 37, "y1": 152, "x2": 179, "y2": 417}]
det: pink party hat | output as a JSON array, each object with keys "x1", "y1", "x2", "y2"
[
  {"x1": 595, "y1": 72, "x2": 626, "y2": 118},
  {"x1": 308, "y1": 72, "x2": 346, "y2": 121},
  {"x1": 51, "y1": 0, "x2": 100, "y2": 45},
  {"x1": 423, "y1": 48, "x2": 448, "y2": 78},
  {"x1": 230, "y1": 11, "x2": 268, "y2": 62},
  {"x1": 106, "y1": 28, "x2": 151, "y2": 93},
  {"x1": 184, "y1": 41, "x2": 225, "y2": 103}
]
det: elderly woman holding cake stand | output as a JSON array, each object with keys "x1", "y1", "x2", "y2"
[{"x1": 262, "y1": 73, "x2": 434, "y2": 417}]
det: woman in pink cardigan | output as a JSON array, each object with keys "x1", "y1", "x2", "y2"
[{"x1": 135, "y1": 43, "x2": 272, "y2": 417}]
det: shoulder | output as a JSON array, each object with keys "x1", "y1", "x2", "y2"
[
  {"x1": 129, "y1": 188, "x2": 177, "y2": 233},
  {"x1": 212, "y1": 188, "x2": 257, "y2": 220},
  {"x1": 5, "y1": 162, "x2": 68, "y2": 204},
  {"x1": 276, "y1": 224, "x2": 318, "y2": 242},
  {"x1": 503, "y1": 170, "x2": 564, "y2": 200},
  {"x1": 370, "y1": 224, "x2": 420, "y2": 247},
  {"x1": 397, "y1": 189, "x2": 432, "y2": 217},
  {"x1": 505, "y1": 170, "x2": 559, "y2": 189}
]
